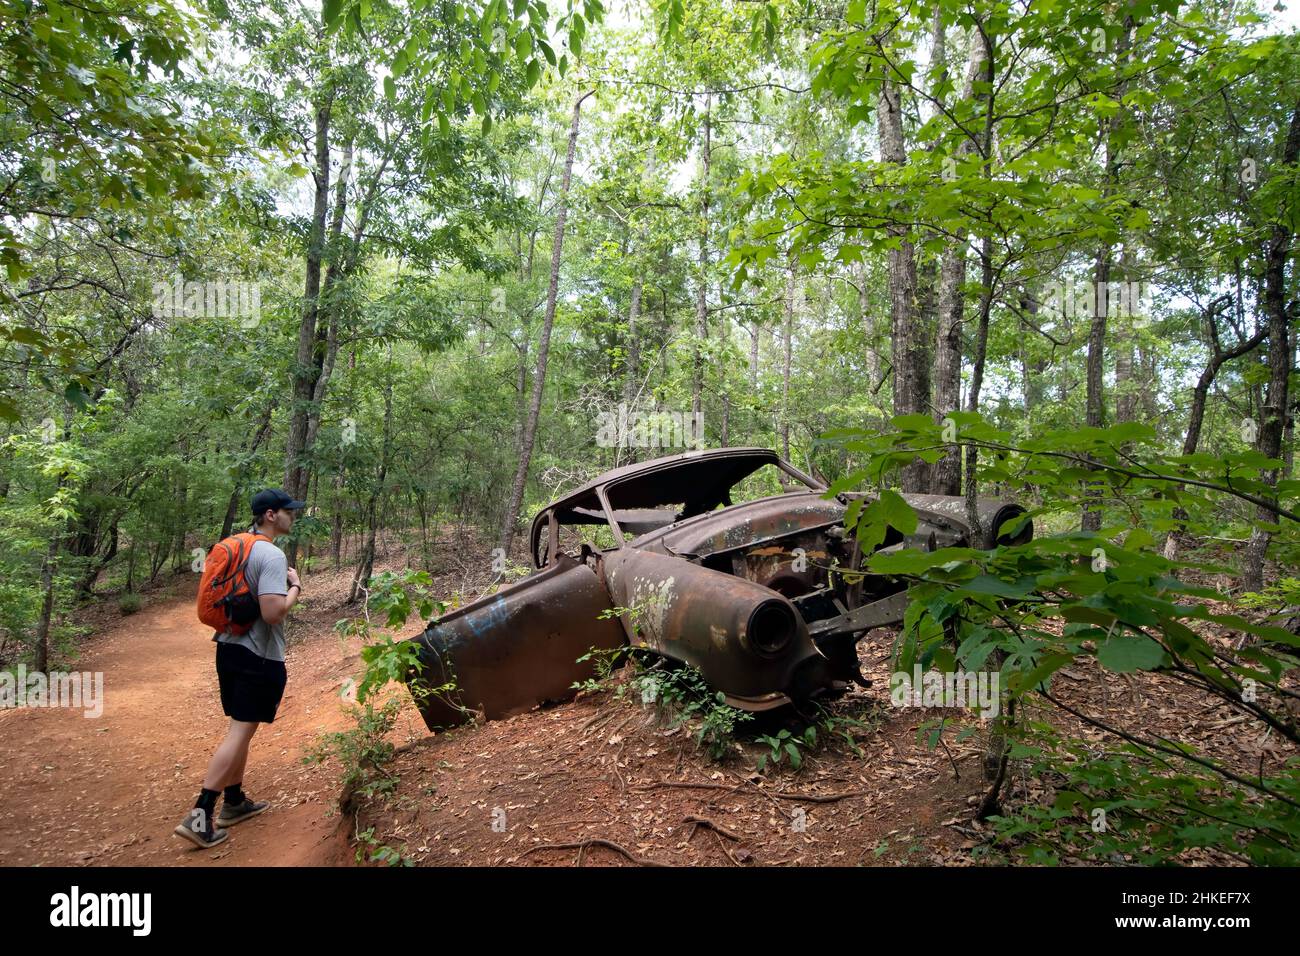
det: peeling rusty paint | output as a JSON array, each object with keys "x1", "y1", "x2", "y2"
[{"x1": 406, "y1": 554, "x2": 626, "y2": 731}]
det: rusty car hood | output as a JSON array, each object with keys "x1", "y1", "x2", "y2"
[{"x1": 630, "y1": 491, "x2": 847, "y2": 559}]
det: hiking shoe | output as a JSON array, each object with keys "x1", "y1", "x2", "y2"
[
  {"x1": 217, "y1": 797, "x2": 270, "y2": 827},
  {"x1": 173, "y1": 808, "x2": 229, "y2": 849}
]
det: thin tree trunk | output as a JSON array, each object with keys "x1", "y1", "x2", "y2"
[
  {"x1": 284, "y1": 92, "x2": 334, "y2": 508},
  {"x1": 34, "y1": 531, "x2": 57, "y2": 672},
  {"x1": 691, "y1": 95, "x2": 712, "y2": 435},
  {"x1": 963, "y1": 236, "x2": 995, "y2": 543},
  {"x1": 331, "y1": 469, "x2": 345, "y2": 568},
  {"x1": 497, "y1": 90, "x2": 594, "y2": 555},
  {"x1": 857, "y1": 259, "x2": 881, "y2": 393},
  {"x1": 935, "y1": 32, "x2": 990, "y2": 496},
  {"x1": 221, "y1": 400, "x2": 275, "y2": 540},
  {"x1": 932, "y1": 243, "x2": 966, "y2": 494},
  {"x1": 1164, "y1": 304, "x2": 1265, "y2": 559},
  {"x1": 1242, "y1": 99, "x2": 1300, "y2": 590},
  {"x1": 782, "y1": 252, "x2": 796, "y2": 461},
  {"x1": 1082, "y1": 19, "x2": 1132, "y2": 532},
  {"x1": 623, "y1": 276, "x2": 643, "y2": 409},
  {"x1": 879, "y1": 68, "x2": 927, "y2": 492},
  {"x1": 350, "y1": 357, "x2": 395, "y2": 603}
]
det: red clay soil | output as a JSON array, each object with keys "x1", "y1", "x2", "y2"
[
  {"x1": 0, "y1": 575, "x2": 361, "y2": 866},
  {"x1": 353, "y1": 678, "x2": 990, "y2": 868}
]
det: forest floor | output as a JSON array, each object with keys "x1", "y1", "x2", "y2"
[{"x1": 0, "y1": 532, "x2": 1293, "y2": 867}]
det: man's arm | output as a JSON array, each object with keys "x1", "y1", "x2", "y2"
[
  {"x1": 258, "y1": 582, "x2": 300, "y2": 625},
  {"x1": 254, "y1": 545, "x2": 300, "y2": 625}
]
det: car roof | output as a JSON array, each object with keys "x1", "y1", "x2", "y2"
[{"x1": 542, "y1": 447, "x2": 780, "y2": 515}]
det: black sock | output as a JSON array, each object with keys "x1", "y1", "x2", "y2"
[
  {"x1": 195, "y1": 787, "x2": 220, "y2": 814},
  {"x1": 223, "y1": 783, "x2": 246, "y2": 805}
]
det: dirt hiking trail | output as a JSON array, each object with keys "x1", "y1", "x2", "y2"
[{"x1": 0, "y1": 579, "x2": 365, "y2": 866}]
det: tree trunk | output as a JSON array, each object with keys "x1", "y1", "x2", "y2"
[
  {"x1": 932, "y1": 242, "x2": 966, "y2": 494},
  {"x1": 857, "y1": 259, "x2": 881, "y2": 393},
  {"x1": 1242, "y1": 99, "x2": 1300, "y2": 590},
  {"x1": 749, "y1": 323, "x2": 760, "y2": 393},
  {"x1": 34, "y1": 531, "x2": 57, "y2": 672},
  {"x1": 691, "y1": 95, "x2": 712, "y2": 436},
  {"x1": 963, "y1": 235, "x2": 995, "y2": 542},
  {"x1": 879, "y1": 68, "x2": 927, "y2": 492},
  {"x1": 331, "y1": 468, "x2": 345, "y2": 568},
  {"x1": 497, "y1": 90, "x2": 594, "y2": 555},
  {"x1": 935, "y1": 31, "x2": 990, "y2": 496},
  {"x1": 283, "y1": 91, "x2": 334, "y2": 521},
  {"x1": 1082, "y1": 19, "x2": 1132, "y2": 531},
  {"x1": 220, "y1": 399, "x2": 275, "y2": 540},
  {"x1": 782, "y1": 252, "x2": 796, "y2": 461},
  {"x1": 624, "y1": 275, "x2": 643, "y2": 408},
  {"x1": 1163, "y1": 303, "x2": 1265, "y2": 559},
  {"x1": 349, "y1": 358, "x2": 395, "y2": 604}
]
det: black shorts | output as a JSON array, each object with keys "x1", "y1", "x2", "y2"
[{"x1": 216, "y1": 641, "x2": 287, "y2": 724}]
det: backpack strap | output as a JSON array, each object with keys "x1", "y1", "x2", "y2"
[
  {"x1": 230, "y1": 532, "x2": 272, "y2": 578},
  {"x1": 211, "y1": 532, "x2": 272, "y2": 588}
]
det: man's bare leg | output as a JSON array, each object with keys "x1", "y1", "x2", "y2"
[
  {"x1": 175, "y1": 720, "x2": 259, "y2": 848},
  {"x1": 227, "y1": 728, "x2": 255, "y2": 791},
  {"x1": 203, "y1": 719, "x2": 259, "y2": 791}
]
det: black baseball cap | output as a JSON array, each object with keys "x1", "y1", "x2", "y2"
[{"x1": 251, "y1": 488, "x2": 307, "y2": 517}]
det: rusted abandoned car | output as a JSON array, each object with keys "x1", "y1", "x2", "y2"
[{"x1": 402, "y1": 447, "x2": 1032, "y2": 731}]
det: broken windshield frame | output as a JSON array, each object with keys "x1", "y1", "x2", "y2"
[
  {"x1": 530, "y1": 451, "x2": 827, "y2": 566},
  {"x1": 599, "y1": 457, "x2": 825, "y2": 547}
]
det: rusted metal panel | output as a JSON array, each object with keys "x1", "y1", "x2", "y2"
[
  {"x1": 600, "y1": 548, "x2": 834, "y2": 704},
  {"x1": 633, "y1": 492, "x2": 846, "y2": 559},
  {"x1": 407, "y1": 554, "x2": 627, "y2": 731},
  {"x1": 899, "y1": 495, "x2": 1032, "y2": 549}
]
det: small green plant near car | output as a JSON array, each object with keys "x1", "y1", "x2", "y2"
[
  {"x1": 572, "y1": 643, "x2": 635, "y2": 697},
  {"x1": 575, "y1": 642, "x2": 753, "y2": 760},
  {"x1": 756, "y1": 726, "x2": 814, "y2": 771},
  {"x1": 332, "y1": 568, "x2": 457, "y2": 711},
  {"x1": 821, "y1": 707, "x2": 880, "y2": 757},
  {"x1": 353, "y1": 826, "x2": 414, "y2": 867},
  {"x1": 754, "y1": 702, "x2": 883, "y2": 774},
  {"x1": 574, "y1": 600, "x2": 754, "y2": 761},
  {"x1": 307, "y1": 568, "x2": 458, "y2": 848},
  {"x1": 304, "y1": 694, "x2": 404, "y2": 801},
  {"x1": 580, "y1": 602, "x2": 885, "y2": 767},
  {"x1": 634, "y1": 661, "x2": 753, "y2": 760}
]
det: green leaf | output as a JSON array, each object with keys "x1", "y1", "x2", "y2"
[
  {"x1": 1097, "y1": 635, "x2": 1166, "y2": 673},
  {"x1": 64, "y1": 381, "x2": 90, "y2": 410},
  {"x1": 1008, "y1": 652, "x2": 1074, "y2": 697}
]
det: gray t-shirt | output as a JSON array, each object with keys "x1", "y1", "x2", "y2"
[{"x1": 214, "y1": 535, "x2": 288, "y2": 662}]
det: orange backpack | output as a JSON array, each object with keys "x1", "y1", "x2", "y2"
[{"x1": 197, "y1": 532, "x2": 271, "y2": 635}]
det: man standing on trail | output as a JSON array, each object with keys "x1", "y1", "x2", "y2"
[{"x1": 174, "y1": 488, "x2": 305, "y2": 849}]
